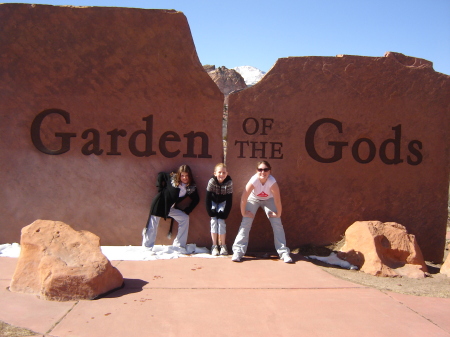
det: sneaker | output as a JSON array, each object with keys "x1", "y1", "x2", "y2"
[
  {"x1": 219, "y1": 245, "x2": 228, "y2": 256},
  {"x1": 211, "y1": 245, "x2": 219, "y2": 256},
  {"x1": 281, "y1": 253, "x2": 293, "y2": 263},
  {"x1": 231, "y1": 252, "x2": 241, "y2": 262},
  {"x1": 173, "y1": 246, "x2": 187, "y2": 255},
  {"x1": 143, "y1": 246, "x2": 156, "y2": 255}
]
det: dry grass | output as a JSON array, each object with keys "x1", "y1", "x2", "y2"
[{"x1": 0, "y1": 321, "x2": 38, "y2": 337}]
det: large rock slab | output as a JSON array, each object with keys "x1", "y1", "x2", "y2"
[
  {"x1": 226, "y1": 52, "x2": 449, "y2": 262},
  {"x1": 337, "y1": 221, "x2": 428, "y2": 278},
  {"x1": 0, "y1": 4, "x2": 223, "y2": 246},
  {"x1": 10, "y1": 220, "x2": 123, "y2": 301}
]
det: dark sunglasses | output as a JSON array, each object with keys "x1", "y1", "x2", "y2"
[{"x1": 257, "y1": 168, "x2": 270, "y2": 172}]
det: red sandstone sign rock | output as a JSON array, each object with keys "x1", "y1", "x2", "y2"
[
  {"x1": 226, "y1": 52, "x2": 449, "y2": 262},
  {"x1": 337, "y1": 221, "x2": 427, "y2": 278},
  {"x1": 10, "y1": 220, "x2": 123, "y2": 301},
  {"x1": 0, "y1": 4, "x2": 223, "y2": 247}
]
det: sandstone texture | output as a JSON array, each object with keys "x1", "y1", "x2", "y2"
[
  {"x1": 441, "y1": 244, "x2": 450, "y2": 277},
  {"x1": 205, "y1": 65, "x2": 247, "y2": 104},
  {"x1": 10, "y1": 220, "x2": 123, "y2": 301},
  {"x1": 337, "y1": 221, "x2": 427, "y2": 278},
  {"x1": 226, "y1": 52, "x2": 449, "y2": 262},
  {"x1": 0, "y1": 4, "x2": 223, "y2": 247}
]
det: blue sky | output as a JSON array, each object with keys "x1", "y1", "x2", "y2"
[{"x1": 2, "y1": 0, "x2": 449, "y2": 74}]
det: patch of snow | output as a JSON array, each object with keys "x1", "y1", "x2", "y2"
[
  {"x1": 0, "y1": 243, "x2": 225, "y2": 261},
  {"x1": 0, "y1": 243, "x2": 20, "y2": 258},
  {"x1": 306, "y1": 252, "x2": 358, "y2": 270},
  {"x1": 233, "y1": 65, "x2": 266, "y2": 86}
]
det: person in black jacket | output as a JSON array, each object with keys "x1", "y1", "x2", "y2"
[
  {"x1": 205, "y1": 163, "x2": 233, "y2": 256},
  {"x1": 142, "y1": 164, "x2": 199, "y2": 252}
]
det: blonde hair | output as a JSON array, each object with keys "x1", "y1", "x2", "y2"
[{"x1": 214, "y1": 163, "x2": 227, "y2": 172}]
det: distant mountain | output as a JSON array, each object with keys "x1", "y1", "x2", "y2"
[
  {"x1": 233, "y1": 66, "x2": 266, "y2": 86},
  {"x1": 203, "y1": 65, "x2": 247, "y2": 96}
]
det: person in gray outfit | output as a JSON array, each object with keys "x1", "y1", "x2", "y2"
[{"x1": 231, "y1": 160, "x2": 292, "y2": 263}]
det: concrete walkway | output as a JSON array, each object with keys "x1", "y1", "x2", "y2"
[{"x1": 1, "y1": 255, "x2": 449, "y2": 337}]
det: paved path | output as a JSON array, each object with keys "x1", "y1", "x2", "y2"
[{"x1": 1, "y1": 255, "x2": 449, "y2": 337}]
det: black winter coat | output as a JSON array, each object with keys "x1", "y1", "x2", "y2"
[{"x1": 149, "y1": 172, "x2": 199, "y2": 220}]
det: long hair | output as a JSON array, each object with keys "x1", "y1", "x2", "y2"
[{"x1": 174, "y1": 164, "x2": 195, "y2": 186}]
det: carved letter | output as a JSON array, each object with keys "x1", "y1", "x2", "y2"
[
  {"x1": 250, "y1": 142, "x2": 267, "y2": 158},
  {"x1": 159, "y1": 131, "x2": 181, "y2": 158},
  {"x1": 261, "y1": 118, "x2": 274, "y2": 135},
  {"x1": 235, "y1": 140, "x2": 249, "y2": 158},
  {"x1": 129, "y1": 115, "x2": 156, "y2": 157},
  {"x1": 242, "y1": 118, "x2": 259, "y2": 135},
  {"x1": 183, "y1": 131, "x2": 211, "y2": 158},
  {"x1": 305, "y1": 118, "x2": 348, "y2": 163},
  {"x1": 81, "y1": 128, "x2": 103, "y2": 155},
  {"x1": 352, "y1": 138, "x2": 376, "y2": 164},
  {"x1": 30, "y1": 109, "x2": 76, "y2": 155},
  {"x1": 107, "y1": 129, "x2": 127, "y2": 155},
  {"x1": 407, "y1": 140, "x2": 423, "y2": 165},
  {"x1": 379, "y1": 125, "x2": 404, "y2": 165},
  {"x1": 270, "y1": 142, "x2": 283, "y2": 159}
]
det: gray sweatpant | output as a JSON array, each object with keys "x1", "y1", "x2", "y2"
[
  {"x1": 142, "y1": 207, "x2": 189, "y2": 249},
  {"x1": 210, "y1": 201, "x2": 227, "y2": 235},
  {"x1": 232, "y1": 197, "x2": 290, "y2": 257}
]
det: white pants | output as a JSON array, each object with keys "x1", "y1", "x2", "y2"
[
  {"x1": 142, "y1": 208, "x2": 189, "y2": 249},
  {"x1": 210, "y1": 201, "x2": 226, "y2": 235},
  {"x1": 232, "y1": 197, "x2": 290, "y2": 257}
]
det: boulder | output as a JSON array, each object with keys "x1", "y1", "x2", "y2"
[
  {"x1": 337, "y1": 221, "x2": 428, "y2": 278},
  {"x1": 440, "y1": 244, "x2": 450, "y2": 277},
  {"x1": 10, "y1": 220, "x2": 123, "y2": 301}
]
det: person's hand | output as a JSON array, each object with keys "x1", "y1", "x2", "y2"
[
  {"x1": 268, "y1": 211, "x2": 279, "y2": 218},
  {"x1": 243, "y1": 210, "x2": 254, "y2": 218}
]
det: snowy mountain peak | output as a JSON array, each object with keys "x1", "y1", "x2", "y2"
[{"x1": 233, "y1": 66, "x2": 266, "y2": 86}]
